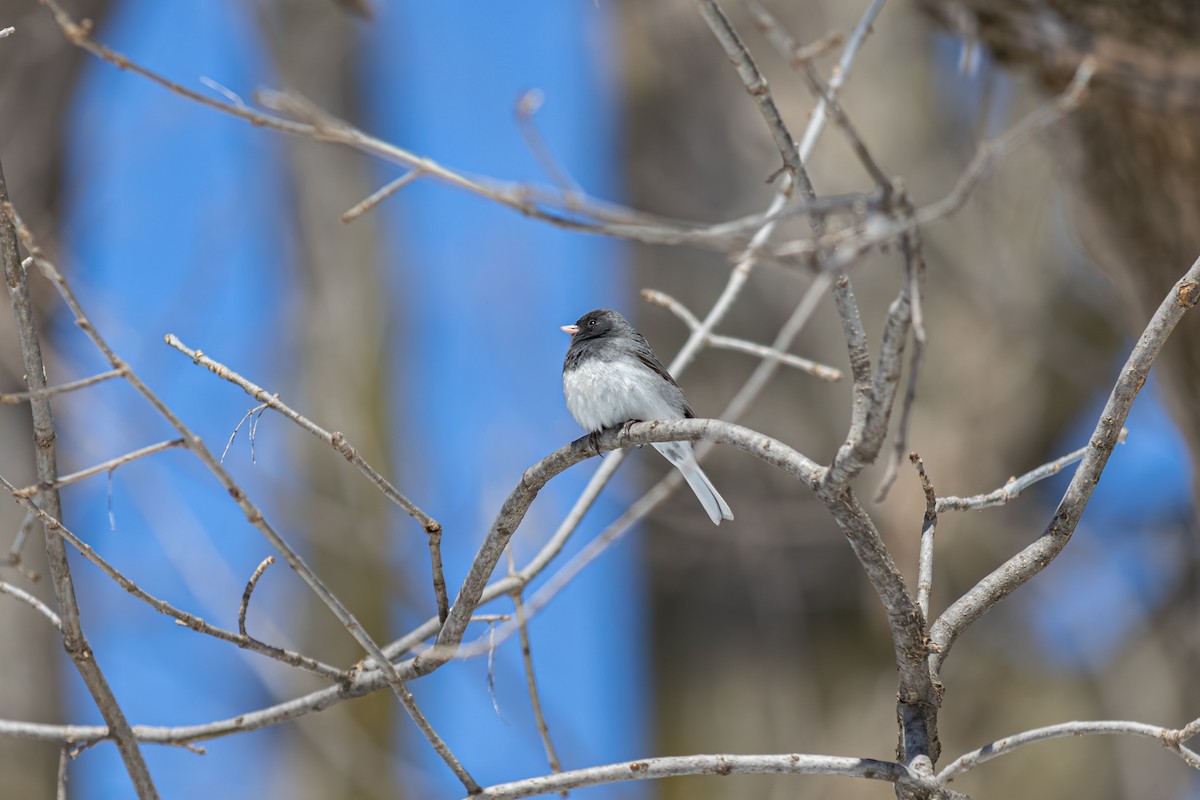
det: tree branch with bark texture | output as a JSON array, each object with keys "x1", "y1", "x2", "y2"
[{"x1": 1, "y1": 167, "x2": 159, "y2": 798}]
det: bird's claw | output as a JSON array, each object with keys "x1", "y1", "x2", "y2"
[{"x1": 621, "y1": 419, "x2": 645, "y2": 448}]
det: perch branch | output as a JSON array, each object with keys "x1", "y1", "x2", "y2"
[{"x1": 472, "y1": 752, "x2": 909, "y2": 800}]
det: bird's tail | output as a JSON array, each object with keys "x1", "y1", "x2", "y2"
[{"x1": 652, "y1": 441, "x2": 734, "y2": 525}]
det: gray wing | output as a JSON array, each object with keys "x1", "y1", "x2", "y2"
[{"x1": 629, "y1": 333, "x2": 696, "y2": 418}]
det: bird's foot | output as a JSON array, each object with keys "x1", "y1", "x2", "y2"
[{"x1": 621, "y1": 419, "x2": 645, "y2": 447}]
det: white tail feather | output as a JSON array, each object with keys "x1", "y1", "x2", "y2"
[{"x1": 651, "y1": 441, "x2": 734, "y2": 525}]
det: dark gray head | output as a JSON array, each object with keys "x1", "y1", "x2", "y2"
[{"x1": 559, "y1": 308, "x2": 634, "y2": 344}]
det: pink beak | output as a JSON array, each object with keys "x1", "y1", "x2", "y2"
[{"x1": 560, "y1": 324, "x2": 579, "y2": 335}]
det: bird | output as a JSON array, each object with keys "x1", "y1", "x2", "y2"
[{"x1": 560, "y1": 308, "x2": 734, "y2": 525}]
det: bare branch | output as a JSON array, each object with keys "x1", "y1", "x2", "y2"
[
  {"x1": 0, "y1": 367, "x2": 123, "y2": 404},
  {"x1": 825, "y1": 268, "x2": 913, "y2": 489},
  {"x1": 515, "y1": 88, "x2": 584, "y2": 202},
  {"x1": 875, "y1": 220, "x2": 928, "y2": 502},
  {"x1": 506, "y1": 546, "x2": 563, "y2": 786},
  {"x1": 56, "y1": 746, "x2": 69, "y2": 800},
  {"x1": 935, "y1": 432, "x2": 1125, "y2": 513},
  {"x1": 642, "y1": 289, "x2": 842, "y2": 381},
  {"x1": 829, "y1": 273, "x2": 873, "y2": 430},
  {"x1": 910, "y1": 453, "x2": 937, "y2": 621},
  {"x1": 33, "y1": 0, "x2": 776, "y2": 256},
  {"x1": 915, "y1": 57, "x2": 1096, "y2": 228},
  {"x1": 472, "y1": 752, "x2": 909, "y2": 800},
  {"x1": 12, "y1": 439, "x2": 187, "y2": 498},
  {"x1": 1, "y1": 480, "x2": 346, "y2": 682},
  {"x1": 0, "y1": 578, "x2": 62, "y2": 630},
  {"x1": 748, "y1": 1, "x2": 893, "y2": 191},
  {"x1": 238, "y1": 556, "x2": 275, "y2": 638},
  {"x1": 340, "y1": 169, "x2": 423, "y2": 224},
  {"x1": 931, "y1": 254, "x2": 1200, "y2": 674},
  {"x1": 818, "y1": 486, "x2": 939, "y2": 763},
  {"x1": 220, "y1": 403, "x2": 268, "y2": 463},
  {"x1": 4, "y1": 510, "x2": 40, "y2": 581},
  {"x1": 770, "y1": 57, "x2": 1098, "y2": 270},
  {"x1": 939, "y1": 718, "x2": 1200, "y2": 782},
  {"x1": 797, "y1": 0, "x2": 887, "y2": 160},
  {"x1": 691, "y1": 0, "x2": 805, "y2": 186},
  {"x1": 396, "y1": 266, "x2": 828, "y2": 670}
]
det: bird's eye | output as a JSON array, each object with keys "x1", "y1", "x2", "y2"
[{"x1": 587, "y1": 319, "x2": 596, "y2": 327}]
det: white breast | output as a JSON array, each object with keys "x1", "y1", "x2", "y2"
[{"x1": 563, "y1": 358, "x2": 683, "y2": 432}]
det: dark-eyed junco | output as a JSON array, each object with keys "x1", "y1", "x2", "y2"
[{"x1": 561, "y1": 308, "x2": 734, "y2": 525}]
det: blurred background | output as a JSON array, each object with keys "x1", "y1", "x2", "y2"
[{"x1": 0, "y1": 1, "x2": 1196, "y2": 799}]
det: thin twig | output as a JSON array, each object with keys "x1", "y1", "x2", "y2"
[
  {"x1": 875, "y1": 216, "x2": 928, "y2": 502},
  {"x1": 515, "y1": 89, "x2": 584, "y2": 202},
  {"x1": 642, "y1": 289, "x2": 842, "y2": 381},
  {"x1": 507, "y1": 550, "x2": 564, "y2": 786},
  {"x1": 935, "y1": 433, "x2": 1125, "y2": 513},
  {"x1": 485, "y1": 621, "x2": 504, "y2": 721},
  {"x1": 797, "y1": 0, "x2": 887, "y2": 160},
  {"x1": 0, "y1": 579, "x2": 62, "y2": 630},
  {"x1": 0, "y1": 368, "x2": 124, "y2": 404},
  {"x1": 692, "y1": 0, "x2": 805, "y2": 185},
  {"x1": 238, "y1": 556, "x2": 275, "y2": 638},
  {"x1": 771, "y1": 57, "x2": 1098, "y2": 269},
  {"x1": 340, "y1": 170, "x2": 423, "y2": 223},
  {"x1": 164, "y1": 335, "x2": 449, "y2": 625},
  {"x1": 910, "y1": 453, "x2": 937, "y2": 621},
  {"x1": 198, "y1": 76, "x2": 246, "y2": 109},
  {"x1": 12, "y1": 439, "x2": 187, "y2": 498},
  {"x1": 1, "y1": 481, "x2": 345, "y2": 682},
  {"x1": 748, "y1": 1, "x2": 893, "y2": 191},
  {"x1": 221, "y1": 404, "x2": 268, "y2": 463},
  {"x1": 4, "y1": 511, "x2": 40, "y2": 581},
  {"x1": 939, "y1": 718, "x2": 1200, "y2": 782}
]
